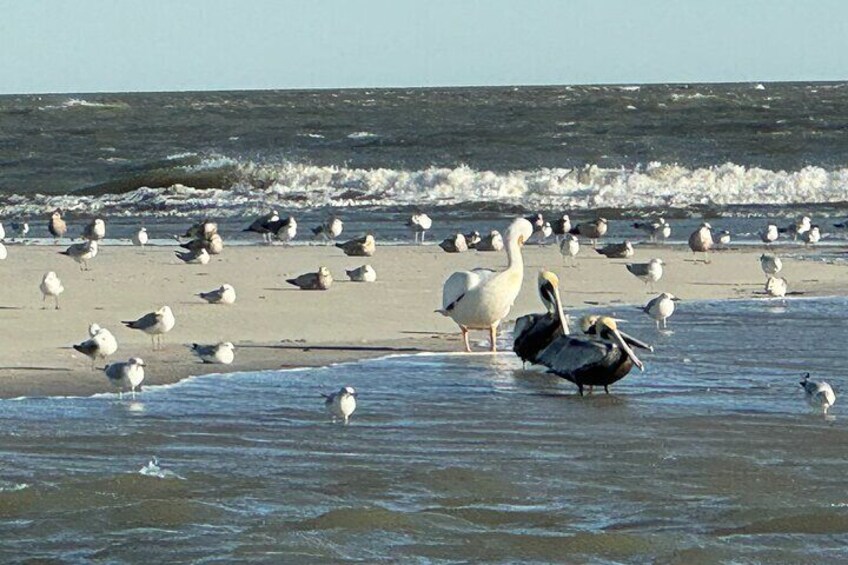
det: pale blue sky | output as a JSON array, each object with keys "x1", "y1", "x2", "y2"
[{"x1": 1, "y1": 0, "x2": 846, "y2": 94}]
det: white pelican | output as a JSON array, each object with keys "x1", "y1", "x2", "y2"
[
  {"x1": 39, "y1": 272, "x2": 64, "y2": 310},
  {"x1": 800, "y1": 373, "x2": 836, "y2": 414},
  {"x1": 323, "y1": 386, "x2": 357, "y2": 423},
  {"x1": 438, "y1": 218, "x2": 534, "y2": 352}
]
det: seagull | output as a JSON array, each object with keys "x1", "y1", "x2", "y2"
[
  {"x1": 800, "y1": 373, "x2": 836, "y2": 414},
  {"x1": 439, "y1": 233, "x2": 468, "y2": 253},
  {"x1": 595, "y1": 241, "x2": 634, "y2": 259},
  {"x1": 180, "y1": 233, "x2": 224, "y2": 255},
  {"x1": 551, "y1": 214, "x2": 572, "y2": 245},
  {"x1": 346, "y1": 264, "x2": 377, "y2": 282},
  {"x1": 122, "y1": 306, "x2": 176, "y2": 350},
  {"x1": 626, "y1": 258, "x2": 664, "y2": 291},
  {"x1": 560, "y1": 234, "x2": 580, "y2": 267},
  {"x1": 270, "y1": 216, "x2": 297, "y2": 244},
  {"x1": 59, "y1": 240, "x2": 98, "y2": 270},
  {"x1": 476, "y1": 230, "x2": 504, "y2": 252},
  {"x1": 0, "y1": 242, "x2": 7, "y2": 260},
  {"x1": 765, "y1": 276, "x2": 788, "y2": 298},
  {"x1": 717, "y1": 230, "x2": 731, "y2": 247},
  {"x1": 39, "y1": 271, "x2": 64, "y2": 309},
  {"x1": 760, "y1": 223, "x2": 779, "y2": 244},
  {"x1": 312, "y1": 216, "x2": 343, "y2": 242},
  {"x1": 81, "y1": 218, "x2": 106, "y2": 242},
  {"x1": 11, "y1": 221, "x2": 29, "y2": 240},
  {"x1": 642, "y1": 292, "x2": 679, "y2": 330},
  {"x1": 181, "y1": 219, "x2": 218, "y2": 240},
  {"x1": 688, "y1": 222, "x2": 714, "y2": 263},
  {"x1": 569, "y1": 218, "x2": 608, "y2": 247},
  {"x1": 104, "y1": 357, "x2": 145, "y2": 399},
  {"x1": 132, "y1": 227, "x2": 149, "y2": 248},
  {"x1": 286, "y1": 267, "x2": 333, "y2": 290},
  {"x1": 48, "y1": 210, "x2": 67, "y2": 242},
  {"x1": 190, "y1": 342, "x2": 235, "y2": 365},
  {"x1": 243, "y1": 210, "x2": 280, "y2": 243},
  {"x1": 802, "y1": 225, "x2": 821, "y2": 245},
  {"x1": 0, "y1": 221, "x2": 5, "y2": 241},
  {"x1": 175, "y1": 247, "x2": 210, "y2": 265},
  {"x1": 73, "y1": 324, "x2": 119, "y2": 368},
  {"x1": 633, "y1": 217, "x2": 669, "y2": 242},
  {"x1": 526, "y1": 213, "x2": 545, "y2": 239},
  {"x1": 780, "y1": 216, "x2": 811, "y2": 240},
  {"x1": 407, "y1": 213, "x2": 433, "y2": 244},
  {"x1": 464, "y1": 230, "x2": 482, "y2": 249},
  {"x1": 323, "y1": 386, "x2": 357, "y2": 423},
  {"x1": 198, "y1": 284, "x2": 236, "y2": 305},
  {"x1": 336, "y1": 233, "x2": 376, "y2": 257},
  {"x1": 438, "y1": 218, "x2": 533, "y2": 352},
  {"x1": 760, "y1": 254, "x2": 782, "y2": 278}
]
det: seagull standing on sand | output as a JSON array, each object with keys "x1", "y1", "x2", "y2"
[
  {"x1": 244, "y1": 210, "x2": 280, "y2": 243},
  {"x1": 551, "y1": 215, "x2": 571, "y2": 245},
  {"x1": 595, "y1": 241, "x2": 634, "y2": 259},
  {"x1": 642, "y1": 292, "x2": 679, "y2": 330},
  {"x1": 633, "y1": 217, "x2": 669, "y2": 242},
  {"x1": 12, "y1": 221, "x2": 29, "y2": 240},
  {"x1": 626, "y1": 258, "x2": 664, "y2": 291},
  {"x1": 198, "y1": 284, "x2": 236, "y2": 305},
  {"x1": 60, "y1": 240, "x2": 98, "y2": 270},
  {"x1": 272, "y1": 216, "x2": 297, "y2": 244},
  {"x1": 760, "y1": 254, "x2": 782, "y2": 279},
  {"x1": 438, "y1": 218, "x2": 534, "y2": 352},
  {"x1": 82, "y1": 218, "x2": 106, "y2": 242},
  {"x1": 39, "y1": 271, "x2": 64, "y2": 309},
  {"x1": 323, "y1": 386, "x2": 357, "y2": 423},
  {"x1": 439, "y1": 233, "x2": 468, "y2": 253},
  {"x1": 717, "y1": 230, "x2": 731, "y2": 247},
  {"x1": 760, "y1": 223, "x2": 779, "y2": 244},
  {"x1": 346, "y1": 265, "x2": 377, "y2": 282},
  {"x1": 287, "y1": 266, "x2": 333, "y2": 290},
  {"x1": 688, "y1": 222, "x2": 714, "y2": 263},
  {"x1": 765, "y1": 276, "x2": 788, "y2": 298},
  {"x1": 476, "y1": 231, "x2": 503, "y2": 252},
  {"x1": 569, "y1": 218, "x2": 608, "y2": 247},
  {"x1": 122, "y1": 306, "x2": 176, "y2": 350},
  {"x1": 132, "y1": 227, "x2": 149, "y2": 248},
  {"x1": 407, "y1": 213, "x2": 433, "y2": 244},
  {"x1": 104, "y1": 357, "x2": 145, "y2": 399},
  {"x1": 800, "y1": 373, "x2": 836, "y2": 415},
  {"x1": 190, "y1": 342, "x2": 235, "y2": 365},
  {"x1": 560, "y1": 234, "x2": 579, "y2": 267},
  {"x1": 73, "y1": 324, "x2": 119, "y2": 368},
  {"x1": 48, "y1": 210, "x2": 67, "y2": 242}
]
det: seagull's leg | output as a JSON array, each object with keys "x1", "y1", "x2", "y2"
[
  {"x1": 150, "y1": 336, "x2": 156, "y2": 351},
  {"x1": 55, "y1": 295, "x2": 60, "y2": 310},
  {"x1": 131, "y1": 388, "x2": 136, "y2": 400},
  {"x1": 461, "y1": 326, "x2": 471, "y2": 353},
  {"x1": 41, "y1": 294, "x2": 47, "y2": 310},
  {"x1": 655, "y1": 320, "x2": 660, "y2": 330}
]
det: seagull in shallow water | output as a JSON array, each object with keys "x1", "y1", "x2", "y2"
[
  {"x1": 407, "y1": 213, "x2": 433, "y2": 244},
  {"x1": 244, "y1": 209, "x2": 280, "y2": 243},
  {"x1": 104, "y1": 357, "x2": 146, "y2": 398},
  {"x1": 765, "y1": 276, "x2": 788, "y2": 298},
  {"x1": 800, "y1": 373, "x2": 836, "y2": 414},
  {"x1": 323, "y1": 386, "x2": 357, "y2": 423},
  {"x1": 642, "y1": 292, "x2": 679, "y2": 330},
  {"x1": 760, "y1": 223, "x2": 779, "y2": 244}
]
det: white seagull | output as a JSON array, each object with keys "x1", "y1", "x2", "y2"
[
  {"x1": 438, "y1": 218, "x2": 534, "y2": 352},
  {"x1": 626, "y1": 258, "x2": 664, "y2": 292},
  {"x1": 346, "y1": 264, "x2": 377, "y2": 282},
  {"x1": 760, "y1": 223, "x2": 779, "y2": 244},
  {"x1": 560, "y1": 234, "x2": 580, "y2": 267},
  {"x1": 198, "y1": 284, "x2": 236, "y2": 305},
  {"x1": 323, "y1": 386, "x2": 357, "y2": 423},
  {"x1": 800, "y1": 373, "x2": 836, "y2": 415},
  {"x1": 122, "y1": 306, "x2": 176, "y2": 350},
  {"x1": 765, "y1": 276, "x2": 788, "y2": 298},
  {"x1": 39, "y1": 271, "x2": 64, "y2": 309},
  {"x1": 73, "y1": 323, "x2": 119, "y2": 368},
  {"x1": 60, "y1": 240, "x2": 98, "y2": 271},
  {"x1": 132, "y1": 227, "x2": 149, "y2": 248},
  {"x1": 642, "y1": 292, "x2": 679, "y2": 330},
  {"x1": 82, "y1": 218, "x2": 106, "y2": 241},
  {"x1": 104, "y1": 357, "x2": 146, "y2": 399},
  {"x1": 407, "y1": 213, "x2": 433, "y2": 244},
  {"x1": 760, "y1": 254, "x2": 782, "y2": 278},
  {"x1": 190, "y1": 342, "x2": 235, "y2": 365}
]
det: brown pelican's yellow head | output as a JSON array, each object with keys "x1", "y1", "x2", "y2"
[
  {"x1": 593, "y1": 316, "x2": 645, "y2": 372},
  {"x1": 537, "y1": 270, "x2": 569, "y2": 334},
  {"x1": 580, "y1": 314, "x2": 600, "y2": 334}
]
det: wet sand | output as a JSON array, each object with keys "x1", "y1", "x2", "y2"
[{"x1": 0, "y1": 242, "x2": 845, "y2": 398}]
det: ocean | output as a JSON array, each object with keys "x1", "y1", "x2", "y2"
[{"x1": 0, "y1": 297, "x2": 846, "y2": 562}]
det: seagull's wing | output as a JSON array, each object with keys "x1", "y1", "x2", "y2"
[{"x1": 123, "y1": 312, "x2": 158, "y2": 330}]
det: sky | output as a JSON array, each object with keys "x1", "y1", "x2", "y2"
[{"x1": 1, "y1": 0, "x2": 846, "y2": 94}]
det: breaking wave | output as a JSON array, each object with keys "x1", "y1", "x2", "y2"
[{"x1": 1, "y1": 158, "x2": 848, "y2": 218}]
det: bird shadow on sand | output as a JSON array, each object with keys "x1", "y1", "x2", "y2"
[{"x1": 240, "y1": 343, "x2": 426, "y2": 353}]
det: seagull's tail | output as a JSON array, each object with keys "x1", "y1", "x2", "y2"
[
  {"x1": 285, "y1": 279, "x2": 299, "y2": 287},
  {"x1": 58, "y1": 251, "x2": 69, "y2": 256}
]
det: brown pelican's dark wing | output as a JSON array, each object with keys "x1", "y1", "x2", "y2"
[{"x1": 512, "y1": 313, "x2": 561, "y2": 364}]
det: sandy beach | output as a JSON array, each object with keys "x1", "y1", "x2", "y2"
[{"x1": 0, "y1": 241, "x2": 844, "y2": 398}]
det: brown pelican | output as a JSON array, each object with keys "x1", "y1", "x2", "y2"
[
  {"x1": 513, "y1": 276, "x2": 652, "y2": 395},
  {"x1": 438, "y1": 218, "x2": 534, "y2": 352}
]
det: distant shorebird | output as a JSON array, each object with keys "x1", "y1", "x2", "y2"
[
  {"x1": 439, "y1": 233, "x2": 468, "y2": 253},
  {"x1": 626, "y1": 258, "x2": 664, "y2": 291},
  {"x1": 717, "y1": 230, "x2": 731, "y2": 247},
  {"x1": 73, "y1": 324, "x2": 119, "y2": 368},
  {"x1": 438, "y1": 218, "x2": 533, "y2": 352},
  {"x1": 312, "y1": 216, "x2": 343, "y2": 243},
  {"x1": 537, "y1": 222, "x2": 553, "y2": 245},
  {"x1": 244, "y1": 210, "x2": 280, "y2": 243},
  {"x1": 765, "y1": 276, "x2": 788, "y2": 298},
  {"x1": 48, "y1": 210, "x2": 67, "y2": 242},
  {"x1": 346, "y1": 264, "x2": 377, "y2": 282},
  {"x1": 132, "y1": 227, "x2": 149, "y2": 248},
  {"x1": 560, "y1": 234, "x2": 579, "y2": 267},
  {"x1": 407, "y1": 213, "x2": 432, "y2": 244},
  {"x1": 198, "y1": 284, "x2": 236, "y2": 305},
  {"x1": 271, "y1": 216, "x2": 297, "y2": 244},
  {"x1": 190, "y1": 342, "x2": 235, "y2": 365},
  {"x1": 476, "y1": 231, "x2": 503, "y2": 252},
  {"x1": 287, "y1": 266, "x2": 333, "y2": 290},
  {"x1": 760, "y1": 223, "x2": 779, "y2": 244},
  {"x1": 39, "y1": 271, "x2": 64, "y2": 309},
  {"x1": 642, "y1": 292, "x2": 679, "y2": 330},
  {"x1": 81, "y1": 218, "x2": 106, "y2": 242},
  {"x1": 760, "y1": 253, "x2": 782, "y2": 278},
  {"x1": 780, "y1": 215, "x2": 811, "y2": 240},
  {"x1": 464, "y1": 230, "x2": 482, "y2": 249},
  {"x1": 800, "y1": 373, "x2": 836, "y2": 415},
  {"x1": 569, "y1": 218, "x2": 608, "y2": 247},
  {"x1": 182, "y1": 219, "x2": 218, "y2": 240},
  {"x1": 526, "y1": 213, "x2": 545, "y2": 238},
  {"x1": 802, "y1": 225, "x2": 821, "y2": 245},
  {"x1": 551, "y1": 214, "x2": 572, "y2": 245},
  {"x1": 633, "y1": 217, "x2": 670, "y2": 242},
  {"x1": 688, "y1": 222, "x2": 714, "y2": 263},
  {"x1": 104, "y1": 357, "x2": 145, "y2": 399},
  {"x1": 60, "y1": 240, "x2": 98, "y2": 271},
  {"x1": 175, "y1": 247, "x2": 210, "y2": 265},
  {"x1": 323, "y1": 386, "x2": 357, "y2": 423},
  {"x1": 336, "y1": 233, "x2": 376, "y2": 257},
  {"x1": 595, "y1": 241, "x2": 634, "y2": 259},
  {"x1": 11, "y1": 221, "x2": 29, "y2": 240},
  {"x1": 181, "y1": 232, "x2": 224, "y2": 255},
  {"x1": 122, "y1": 306, "x2": 176, "y2": 350}
]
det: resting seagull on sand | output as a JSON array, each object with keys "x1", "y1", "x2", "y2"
[
  {"x1": 190, "y1": 342, "x2": 235, "y2": 365},
  {"x1": 287, "y1": 267, "x2": 333, "y2": 290},
  {"x1": 198, "y1": 284, "x2": 236, "y2": 305},
  {"x1": 438, "y1": 218, "x2": 533, "y2": 352}
]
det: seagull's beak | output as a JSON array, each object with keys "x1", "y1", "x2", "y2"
[{"x1": 610, "y1": 327, "x2": 644, "y2": 371}]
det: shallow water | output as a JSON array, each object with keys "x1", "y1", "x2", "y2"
[{"x1": 1, "y1": 297, "x2": 847, "y2": 562}]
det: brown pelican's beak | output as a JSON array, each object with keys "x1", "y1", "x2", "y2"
[
  {"x1": 550, "y1": 285, "x2": 570, "y2": 336},
  {"x1": 609, "y1": 327, "x2": 645, "y2": 372},
  {"x1": 617, "y1": 330, "x2": 654, "y2": 352}
]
